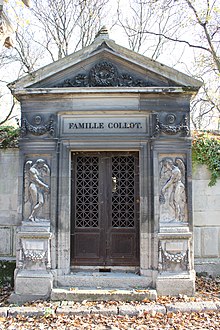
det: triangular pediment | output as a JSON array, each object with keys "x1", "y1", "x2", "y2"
[
  {"x1": 8, "y1": 34, "x2": 202, "y2": 92},
  {"x1": 32, "y1": 52, "x2": 179, "y2": 89}
]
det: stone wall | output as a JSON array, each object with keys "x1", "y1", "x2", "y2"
[
  {"x1": 0, "y1": 149, "x2": 219, "y2": 275},
  {"x1": 0, "y1": 149, "x2": 19, "y2": 259},
  {"x1": 193, "y1": 164, "x2": 220, "y2": 275}
]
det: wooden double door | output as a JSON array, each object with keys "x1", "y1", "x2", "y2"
[{"x1": 71, "y1": 151, "x2": 139, "y2": 267}]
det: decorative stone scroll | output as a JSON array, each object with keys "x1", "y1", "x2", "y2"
[
  {"x1": 21, "y1": 115, "x2": 55, "y2": 137},
  {"x1": 152, "y1": 114, "x2": 189, "y2": 137},
  {"x1": 24, "y1": 159, "x2": 50, "y2": 222},
  {"x1": 55, "y1": 61, "x2": 155, "y2": 88},
  {"x1": 159, "y1": 157, "x2": 187, "y2": 223}
]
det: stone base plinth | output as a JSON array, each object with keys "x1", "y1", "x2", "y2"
[
  {"x1": 156, "y1": 271, "x2": 195, "y2": 296},
  {"x1": 10, "y1": 269, "x2": 53, "y2": 303}
]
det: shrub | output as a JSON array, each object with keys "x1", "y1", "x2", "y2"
[
  {"x1": 192, "y1": 131, "x2": 220, "y2": 186},
  {"x1": 0, "y1": 126, "x2": 19, "y2": 149}
]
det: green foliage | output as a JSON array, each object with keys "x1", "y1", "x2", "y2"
[
  {"x1": 0, "y1": 126, "x2": 20, "y2": 149},
  {"x1": 192, "y1": 132, "x2": 220, "y2": 186},
  {"x1": 0, "y1": 260, "x2": 16, "y2": 287}
]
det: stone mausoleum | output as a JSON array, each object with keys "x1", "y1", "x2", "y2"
[{"x1": 8, "y1": 27, "x2": 202, "y2": 301}]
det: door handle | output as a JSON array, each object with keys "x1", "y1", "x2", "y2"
[{"x1": 112, "y1": 176, "x2": 117, "y2": 193}]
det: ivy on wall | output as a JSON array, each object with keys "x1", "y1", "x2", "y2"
[
  {"x1": 0, "y1": 126, "x2": 20, "y2": 149},
  {"x1": 192, "y1": 132, "x2": 220, "y2": 186}
]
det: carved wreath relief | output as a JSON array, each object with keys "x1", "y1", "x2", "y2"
[
  {"x1": 18, "y1": 237, "x2": 51, "y2": 271},
  {"x1": 152, "y1": 114, "x2": 189, "y2": 137},
  {"x1": 159, "y1": 157, "x2": 187, "y2": 223},
  {"x1": 55, "y1": 61, "x2": 153, "y2": 88},
  {"x1": 21, "y1": 115, "x2": 55, "y2": 137},
  {"x1": 24, "y1": 159, "x2": 50, "y2": 222},
  {"x1": 158, "y1": 242, "x2": 189, "y2": 273}
]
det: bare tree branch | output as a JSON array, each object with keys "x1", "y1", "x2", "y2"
[{"x1": 0, "y1": 97, "x2": 16, "y2": 126}]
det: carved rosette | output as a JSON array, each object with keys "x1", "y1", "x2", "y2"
[
  {"x1": 152, "y1": 114, "x2": 189, "y2": 137},
  {"x1": 21, "y1": 115, "x2": 55, "y2": 137}
]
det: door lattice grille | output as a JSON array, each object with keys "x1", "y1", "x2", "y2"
[
  {"x1": 112, "y1": 155, "x2": 135, "y2": 228},
  {"x1": 71, "y1": 152, "x2": 139, "y2": 266},
  {"x1": 75, "y1": 156, "x2": 99, "y2": 228}
]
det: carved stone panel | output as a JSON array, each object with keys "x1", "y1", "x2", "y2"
[
  {"x1": 21, "y1": 115, "x2": 55, "y2": 137},
  {"x1": 158, "y1": 239, "x2": 190, "y2": 273},
  {"x1": 152, "y1": 114, "x2": 189, "y2": 137},
  {"x1": 54, "y1": 61, "x2": 159, "y2": 88},
  {"x1": 17, "y1": 228, "x2": 52, "y2": 271},
  {"x1": 23, "y1": 159, "x2": 50, "y2": 223},
  {"x1": 159, "y1": 156, "x2": 188, "y2": 223}
]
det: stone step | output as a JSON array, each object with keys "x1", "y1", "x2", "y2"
[
  {"x1": 55, "y1": 272, "x2": 152, "y2": 289},
  {"x1": 51, "y1": 287, "x2": 157, "y2": 302}
]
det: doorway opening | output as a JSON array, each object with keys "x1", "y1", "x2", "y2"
[{"x1": 70, "y1": 151, "x2": 140, "y2": 267}]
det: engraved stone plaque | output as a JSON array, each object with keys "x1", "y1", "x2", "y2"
[{"x1": 61, "y1": 116, "x2": 147, "y2": 135}]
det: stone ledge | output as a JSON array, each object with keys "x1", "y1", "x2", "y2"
[
  {"x1": 51, "y1": 288, "x2": 157, "y2": 302},
  {"x1": 0, "y1": 301, "x2": 220, "y2": 317},
  {"x1": 166, "y1": 301, "x2": 217, "y2": 313}
]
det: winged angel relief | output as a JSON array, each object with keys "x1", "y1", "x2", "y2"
[
  {"x1": 24, "y1": 159, "x2": 50, "y2": 222},
  {"x1": 159, "y1": 158, "x2": 187, "y2": 223}
]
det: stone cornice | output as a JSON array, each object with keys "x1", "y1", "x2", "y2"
[{"x1": 11, "y1": 86, "x2": 198, "y2": 99}]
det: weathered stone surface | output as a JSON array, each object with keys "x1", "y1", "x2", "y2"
[
  {"x1": 14, "y1": 270, "x2": 53, "y2": 299},
  {"x1": 0, "y1": 149, "x2": 19, "y2": 227},
  {"x1": 194, "y1": 211, "x2": 220, "y2": 227},
  {"x1": 192, "y1": 165, "x2": 211, "y2": 180},
  {"x1": 56, "y1": 273, "x2": 152, "y2": 289},
  {"x1": 166, "y1": 301, "x2": 217, "y2": 313},
  {"x1": 201, "y1": 301, "x2": 218, "y2": 311},
  {"x1": 56, "y1": 306, "x2": 93, "y2": 315},
  {"x1": 0, "y1": 227, "x2": 12, "y2": 256},
  {"x1": 8, "y1": 307, "x2": 46, "y2": 317},
  {"x1": 194, "y1": 227, "x2": 201, "y2": 258},
  {"x1": 51, "y1": 288, "x2": 157, "y2": 302},
  {"x1": 195, "y1": 260, "x2": 220, "y2": 277},
  {"x1": 90, "y1": 306, "x2": 118, "y2": 316},
  {"x1": 138, "y1": 305, "x2": 166, "y2": 315},
  {"x1": 118, "y1": 304, "x2": 166, "y2": 316},
  {"x1": 156, "y1": 272, "x2": 195, "y2": 297},
  {"x1": 118, "y1": 305, "x2": 138, "y2": 316},
  {"x1": 201, "y1": 227, "x2": 219, "y2": 257},
  {"x1": 2, "y1": 300, "x2": 220, "y2": 318}
]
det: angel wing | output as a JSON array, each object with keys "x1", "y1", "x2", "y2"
[
  {"x1": 175, "y1": 158, "x2": 185, "y2": 184},
  {"x1": 24, "y1": 160, "x2": 32, "y2": 203}
]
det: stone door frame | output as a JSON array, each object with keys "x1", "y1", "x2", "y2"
[{"x1": 55, "y1": 139, "x2": 156, "y2": 283}]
